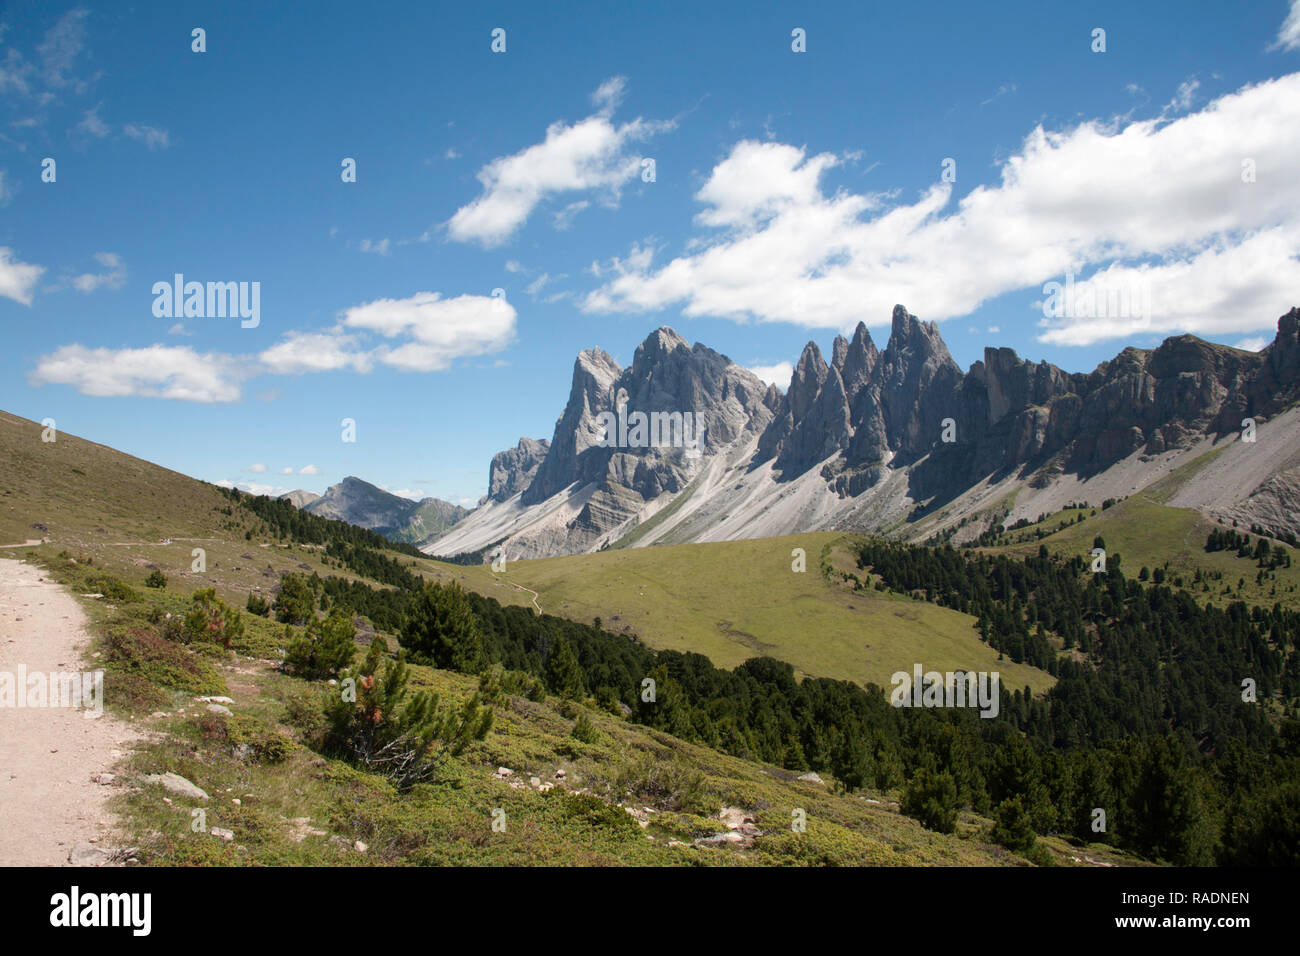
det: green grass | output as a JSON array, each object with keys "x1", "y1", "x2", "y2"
[
  {"x1": 415, "y1": 533, "x2": 1055, "y2": 695},
  {"x1": 985, "y1": 494, "x2": 1300, "y2": 611}
]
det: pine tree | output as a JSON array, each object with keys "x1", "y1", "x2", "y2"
[
  {"x1": 283, "y1": 609, "x2": 356, "y2": 679},
  {"x1": 401, "y1": 581, "x2": 485, "y2": 673},
  {"x1": 325, "y1": 641, "x2": 493, "y2": 791},
  {"x1": 545, "y1": 634, "x2": 585, "y2": 699}
]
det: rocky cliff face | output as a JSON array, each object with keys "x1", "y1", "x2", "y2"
[
  {"x1": 426, "y1": 306, "x2": 1300, "y2": 560},
  {"x1": 521, "y1": 327, "x2": 774, "y2": 525},
  {"x1": 487, "y1": 437, "x2": 550, "y2": 502}
]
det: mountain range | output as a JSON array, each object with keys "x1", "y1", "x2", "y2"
[
  {"x1": 281, "y1": 476, "x2": 468, "y2": 545},
  {"x1": 353, "y1": 304, "x2": 1299, "y2": 561}
]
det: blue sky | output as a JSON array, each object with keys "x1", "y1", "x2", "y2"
[{"x1": 2, "y1": 0, "x2": 1299, "y2": 505}]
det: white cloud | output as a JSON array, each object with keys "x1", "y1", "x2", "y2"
[
  {"x1": 71, "y1": 251, "x2": 125, "y2": 292},
  {"x1": 122, "y1": 123, "x2": 169, "y2": 150},
  {"x1": 33, "y1": 287, "x2": 513, "y2": 403},
  {"x1": 0, "y1": 247, "x2": 45, "y2": 305},
  {"x1": 446, "y1": 79, "x2": 670, "y2": 247},
  {"x1": 75, "y1": 106, "x2": 109, "y2": 139},
  {"x1": 1164, "y1": 79, "x2": 1199, "y2": 114},
  {"x1": 1234, "y1": 336, "x2": 1269, "y2": 352},
  {"x1": 246, "y1": 463, "x2": 268, "y2": 473},
  {"x1": 384, "y1": 487, "x2": 424, "y2": 500},
  {"x1": 584, "y1": 74, "x2": 1300, "y2": 346},
  {"x1": 339, "y1": 291, "x2": 517, "y2": 372},
  {"x1": 258, "y1": 331, "x2": 373, "y2": 375},
  {"x1": 30, "y1": 344, "x2": 246, "y2": 402},
  {"x1": 591, "y1": 75, "x2": 627, "y2": 112},
  {"x1": 359, "y1": 238, "x2": 391, "y2": 255},
  {"x1": 747, "y1": 361, "x2": 794, "y2": 389},
  {"x1": 37, "y1": 7, "x2": 88, "y2": 89},
  {"x1": 281, "y1": 467, "x2": 294, "y2": 475},
  {"x1": 215, "y1": 479, "x2": 292, "y2": 497},
  {"x1": 553, "y1": 200, "x2": 590, "y2": 230},
  {"x1": 1273, "y1": 1, "x2": 1300, "y2": 51},
  {"x1": 298, "y1": 464, "x2": 319, "y2": 476}
]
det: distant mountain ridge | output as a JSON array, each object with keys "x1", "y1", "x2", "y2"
[
  {"x1": 298, "y1": 476, "x2": 468, "y2": 545},
  {"x1": 427, "y1": 305, "x2": 1300, "y2": 561}
]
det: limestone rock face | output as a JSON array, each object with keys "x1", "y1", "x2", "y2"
[
  {"x1": 521, "y1": 327, "x2": 774, "y2": 543},
  {"x1": 487, "y1": 437, "x2": 550, "y2": 502},
  {"x1": 424, "y1": 305, "x2": 1300, "y2": 559}
]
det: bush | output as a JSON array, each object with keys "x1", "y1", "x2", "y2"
[
  {"x1": 571, "y1": 712, "x2": 600, "y2": 744},
  {"x1": 283, "y1": 610, "x2": 357, "y2": 680},
  {"x1": 400, "y1": 582, "x2": 484, "y2": 673},
  {"x1": 144, "y1": 569, "x2": 167, "y2": 589},
  {"x1": 990, "y1": 795, "x2": 1039, "y2": 853},
  {"x1": 273, "y1": 573, "x2": 315, "y2": 625},
  {"x1": 182, "y1": 589, "x2": 244, "y2": 649},
  {"x1": 246, "y1": 593, "x2": 271, "y2": 617},
  {"x1": 900, "y1": 768, "x2": 959, "y2": 834},
  {"x1": 323, "y1": 642, "x2": 493, "y2": 791},
  {"x1": 89, "y1": 575, "x2": 141, "y2": 603}
]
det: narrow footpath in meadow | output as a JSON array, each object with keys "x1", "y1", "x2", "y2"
[{"x1": 0, "y1": 557, "x2": 142, "y2": 865}]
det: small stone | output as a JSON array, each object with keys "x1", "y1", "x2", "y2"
[
  {"x1": 354, "y1": 840, "x2": 368, "y2": 853},
  {"x1": 143, "y1": 772, "x2": 209, "y2": 801},
  {"x1": 211, "y1": 827, "x2": 235, "y2": 842},
  {"x1": 205, "y1": 704, "x2": 233, "y2": 716},
  {"x1": 68, "y1": 843, "x2": 112, "y2": 866}
]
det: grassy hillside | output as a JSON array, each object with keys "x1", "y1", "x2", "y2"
[
  {"x1": 414, "y1": 534, "x2": 1055, "y2": 695},
  {"x1": 981, "y1": 451, "x2": 1300, "y2": 613},
  {"x1": 1, "y1": 410, "x2": 1121, "y2": 866}
]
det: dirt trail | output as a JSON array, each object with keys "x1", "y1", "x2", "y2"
[{"x1": 0, "y1": 558, "x2": 141, "y2": 865}]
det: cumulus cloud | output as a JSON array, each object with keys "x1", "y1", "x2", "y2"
[
  {"x1": 245, "y1": 463, "x2": 268, "y2": 473},
  {"x1": 298, "y1": 464, "x2": 319, "y2": 476},
  {"x1": 31, "y1": 287, "x2": 517, "y2": 400},
  {"x1": 338, "y1": 291, "x2": 517, "y2": 372},
  {"x1": 0, "y1": 247, "x2": 45, "y2": 305},
  {"x1": 746, "y1": 361, "x2": 794, "y2": 389},
  {"x1": 71, "y1": 251, "x2": 125, "y2": 292},
  {"x1": 446, "y1": 79, "x2": 671, "y2": 247},
  {"x1": 583, "y1": 73, "x2": 1300, "y2": 346},
  {"x1": 259, "y1": 331, "x2": 374, "y2": 375},
  {"x1": 30, "y1": 344, "x2": 246, "y2": 402}
]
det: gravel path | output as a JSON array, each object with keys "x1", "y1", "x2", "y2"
[{"x1": 0, "y1": 558, "x2": 141, "y2": 865}]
